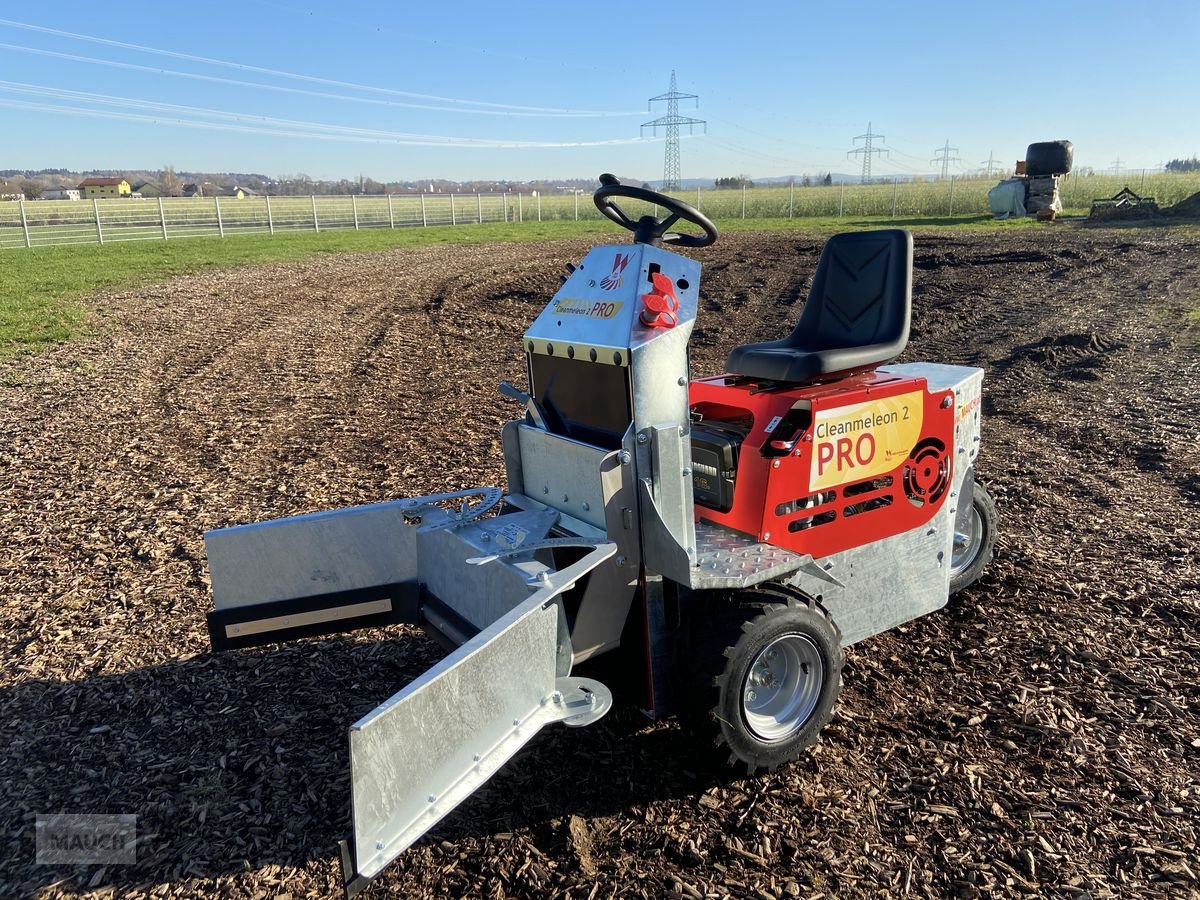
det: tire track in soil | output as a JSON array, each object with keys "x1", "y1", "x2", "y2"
[{"x1": 1, "y1": 228, "x2": 1198, "y2": 899}]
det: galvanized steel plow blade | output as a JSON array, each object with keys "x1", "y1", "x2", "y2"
[{"x1": 343, "y1": 543, "x2": 616, "y2": 891}]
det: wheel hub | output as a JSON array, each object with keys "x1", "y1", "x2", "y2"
[
  {"x1": 742, "y1": 633, "x2": 824, "y2": 742},
  {"x1": 951, "y1": 504, "x2": 984, "y2": 576}
]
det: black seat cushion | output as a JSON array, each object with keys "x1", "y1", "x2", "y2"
[{"x1": 726, "y1": 229, "x2": 913, "y2": 383}]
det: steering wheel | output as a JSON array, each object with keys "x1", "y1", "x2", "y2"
[{"x1": 593, "y1": 173, "x2": 718, "y2": 248}]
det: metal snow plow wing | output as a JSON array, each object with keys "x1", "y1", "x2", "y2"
[
  {"x1": 345, "y1": 542, "x2": 614, "y2": 889},
  {"x1": 202, "y1": 488, "x2": 617, "y2": 892}
]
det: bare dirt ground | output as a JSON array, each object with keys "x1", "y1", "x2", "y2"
[{"x1": 1, "y1": 226, "x2": 1198, "y2": 899}]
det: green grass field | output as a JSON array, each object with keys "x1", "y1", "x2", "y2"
[
  {"x1": 0, "y1": 203, "x2": 1192, "y2": 360},
  {"x1": 0, "y1": 221, "x2": 611, "y2": 359}
]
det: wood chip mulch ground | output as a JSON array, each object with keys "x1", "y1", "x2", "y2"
[{"x1": 1, "y1": 228, "x2": 1198, "y2": 898}]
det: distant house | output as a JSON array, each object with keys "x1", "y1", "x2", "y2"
[
  {"x1": 182, "y1": 183, "x2": 252, "y2": 200},
  {"x1": 43, "y1": 188, "x2": 81, "y2": 201},
  {"x1": 132, "y1": 181, "x2": 163, "y2": 198},
  {"x1": 79, "y1": 177, "x2": 132, "y2": 199}
]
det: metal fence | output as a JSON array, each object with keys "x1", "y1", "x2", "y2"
[
  {"x1": 0, "y1": 192, "x2": 563, "y2": 250},
  {"x1": 3, "y1": 172, "x2": 1198, "y2": 251}
]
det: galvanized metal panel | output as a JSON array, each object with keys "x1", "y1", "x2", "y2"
[
  {"x1": 501, "y1": 420, "x2": 525, "y2": 496},
  {"x1": 793, "y1": 505, "x2": 953, "y2": 645},
  {"x1": 349, "y1": 543, "x2": 616, "y2": 881},
  {"x1": 417, "y1": 509, "x2": 558, "y2": 631},
  {"x1": 204, "y1": 500, "x2": 419, "y2": 611},
  {"x1": 523, "y1": 244, "x2": 701, "y2": 356},
  {"x1": 646, "y1": 422, "x2": 697, "y2": 570},
  {"x1": 517, "y1": 425, "x2": 607, "y2": 529},
  {"x1": 629, "y1": 323, "x2": 695, "y2": 434},
  {"x1": 691, "y1": 521, "x2": 808, "y2": 590},
  {"x1": 566, "y1": 439, "x2": 642, "y2": 662}
]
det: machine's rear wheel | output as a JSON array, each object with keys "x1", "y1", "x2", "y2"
[
  {"x1": 687, "y1": 587, "x2": 842, "y2": 774},
  {"x1": 950, "y1": 481, "x2": 997, "y2": 594}
]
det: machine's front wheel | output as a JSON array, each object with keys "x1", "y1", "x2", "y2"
[
  {"x1": 949, "y1": 482, "x2": 997, "y2": 595},
  {"x1": 689, "y1": 587, "x2": 843, "y2": 774}
]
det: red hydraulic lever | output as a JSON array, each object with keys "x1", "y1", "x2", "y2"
[{"x1": 640, "y1": 272, "x2": 679, "y2": 328}]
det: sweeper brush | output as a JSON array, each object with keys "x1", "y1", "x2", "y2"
[{"x1": 203, "y1": 174, "x2": 997, "y2": 893}]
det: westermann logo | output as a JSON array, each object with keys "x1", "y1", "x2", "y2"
[{"x1": 600, "y1": 253, "x2": 630, "y2": 290}]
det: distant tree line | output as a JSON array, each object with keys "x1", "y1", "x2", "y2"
[
  {"x1": 4, "y1": 166, "x2": 591, "y2": 199},
  {"x1": 1165, "y1": 157, "x2": 1200, "y2": 173},
  {"x1": 714, "y1": 174, "x2": 834, "y2": 189}
]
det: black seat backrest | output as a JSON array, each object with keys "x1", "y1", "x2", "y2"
[
  {"x1": 723, "y1": 229, "x2": 913, "y2": 384},
  {"x1": 791, "y1": 229, "x2": 911, "y2": 351}
]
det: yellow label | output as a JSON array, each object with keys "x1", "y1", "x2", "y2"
[
  {"x1": 551, "y1": 298, "x2": 625, "y2": 319},
  {"x1": 810, "y1": 391, "x2": 923, "y2": 489}
]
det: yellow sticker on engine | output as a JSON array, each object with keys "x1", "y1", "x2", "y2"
[
  {"x1": 551, "y1": 298, "x2": 625, "y2": 319},
  {"x1": 810, "y1": 391, "x2": 924, "y2": 489}
]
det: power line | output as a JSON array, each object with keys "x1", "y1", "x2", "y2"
[
  {"x1": 0, "y1": 16, "x2": 639, "y2": 116},
  {"x1": 641, "y1": 70, "x2": 704, "y2": 191},
  {"x1": 882, "y1": 140, "x2": 933, "y2": 166},
  {"x1": 0, "y1": 88, "x2": 660, "y2": 148},
  {"x1": 847, "y1": 122, "x2": 887, "y2": 183},
  {"x1": 0, "y1": 42, "x2": 633, "y2": 118},
  {"x1": 0, "y1": 97, "x2": 660, "y2": 148},
  {"x1": 931, "y1": 139, "x2": 961, "y2": 180},
  {"x1": 704, "y1": 115, "x2": 843, "y2": 153},
  {"x1": 980, "y1": 151, "x2": 1001, "y2": 178},
  {"x1": 0, "y1": 80, "x2": 541, "y2": 143},
  {"x1": 703, "y1": 135, "x2": 805, "y2": 169}
]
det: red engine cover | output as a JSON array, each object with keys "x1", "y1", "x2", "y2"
[{"x1": 689, "y1": 372, "x2": 955, "y2": 559}]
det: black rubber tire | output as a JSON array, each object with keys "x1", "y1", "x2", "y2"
[
  {"x1": 949, "y1": 481, "x2": 998, "y2": 595},
  {"x1": 1025, "y1": 140, "x2": 1074, "y2": 177},
  {"x1": 685, "y1": 586, "x2": 843, "y2": 774}
]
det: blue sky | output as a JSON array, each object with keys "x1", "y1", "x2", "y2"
[{"x1": 1, "y1": 1, "x2": 1197, "y2": 182}]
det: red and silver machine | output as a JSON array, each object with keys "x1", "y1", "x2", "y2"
[{"x1": 203, "y1": 175, "x2": 996, "y2": 893}]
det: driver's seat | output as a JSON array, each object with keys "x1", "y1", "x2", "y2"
[{"x1": 725, "y1": 229, "x2": 913, "y2": 384}]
